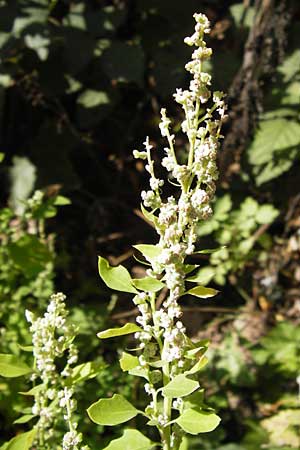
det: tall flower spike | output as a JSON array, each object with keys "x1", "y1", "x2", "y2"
[
  {"x1": 26, "y1": 293, "x2": 89, "y2": 450},
  {"x1": 132, "y1": 13, "x2": 226, "y2": 448}
]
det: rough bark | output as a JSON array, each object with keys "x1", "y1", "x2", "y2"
[{"x1": 219, "y1": 0, "x2": 291, "y2": 186}]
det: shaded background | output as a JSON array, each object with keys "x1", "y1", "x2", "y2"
[{"x1": 0, "y1": 0, "x2": 300, "y2": 449}]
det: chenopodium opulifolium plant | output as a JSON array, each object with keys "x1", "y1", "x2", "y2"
[
  {"x1": 88, "y1": 13, "x2": 227, "y2": 450},
  {"x1": 0, "y1": 293, "x2": 90, "y2": 450}
]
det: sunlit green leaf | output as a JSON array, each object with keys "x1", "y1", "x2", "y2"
[
  {"x1": 19, "y1": 384, "x2": 44, "y2": 396},
  {"x1": 98, "y1": 256, "x2": 137, "y2": 293},
  {"x1": 129, "y1": 365, "x2": 149, "y2": 380},
  {"x1": 13, "y1": 415, "x2": 35, "y2": 424},
  {"x1": 132, "y1": 277, "x2": 164, "y2": 292},
  {"x1": 87, "y1": 394, "x2": 139, "y2": 425},
  {"x1": 248, "y1": 119, "x2": 300, "y2": 185},
  {"x1": 162, "y1": 375, "x2": 199, "y2": 398},
  {"x1": 119, "y1": 352, "x2": 139, "y2": 371},
  {"x1": 1, "y1": 429, "x2": 37, "y2": 450},
  {"x1": 140, "y1": 204, "x2": 157, "y2": 227},
  {"x1": 230, "y1": 4, "x2": 254, "y2": 28},
  {"x1": 97, "y1": 323, "x2": 142, "y2": 339},
  {"x1": 133, "y1": 244, "x2": 162, "y2": 262},
  {"x1": 53, "y1": 195, "x2": 71, "y2": 206},
  {"x1": 194, "y1": 247, "x2": 226, "y2": 254},
  {"x1": 186, "y1": 267, "x2": 215, "y2": 285},
  {"x1": 77, "y1": 90, "x2": 110, "y2": 109},
  {"x1": 256, "y1": 205, "x2": 278, "y2": 224},
  {"x1": 8, "y1": 235, "x2": 52, "y2": 278},
  {"x1": 103, "y1": 429, "x2": 155, "y2": 450},
  {"x1": 68, "y1": 361, "x2": 104, "y2": 384},
  {"x1": 186, "y1": 356, "x2": 209, "y2": 375},
  {"x1": 178, "y1": 436, "x2": 189, "y2": 450},
  {"x1": 176, "y1": 409, "x2": 221, "y2": 434},
  {"x1": 0, "y1": 354, "x2": 31, "y2": 378},
  {"x1": 186, "y1": 286, "x2": 219, "y2": 299}
]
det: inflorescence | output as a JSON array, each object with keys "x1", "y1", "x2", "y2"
[
  {"x1": 133, "y1": 12, "x2": 227, "y2": 442},
  {"x1": 26, "y1": 293, "x2": 89, "y2": 450}
]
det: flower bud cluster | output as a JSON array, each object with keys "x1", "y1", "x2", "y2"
[
  {"x1": 26, "y1": 293, "x2": 89, "y2": 450},
  {"x1": 133, "y1": 12, "x2": 226, "y2": 437}
]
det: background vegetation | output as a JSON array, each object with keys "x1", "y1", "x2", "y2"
[{"x1": 0, "y1": 0, "x2": 299, "y2": 449}]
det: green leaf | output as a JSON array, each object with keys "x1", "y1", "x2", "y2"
[
  {"x1": 186, "y1": 356, "x2": 209, "y2": 375},
  {"x1": 0, "y1": 354, "x2": 32, "y2": 378},
  {"x1": 103, "y1": 429, "x2": 155, "y2": 450},
  {"x1": 183, "y1": 390, "x2": 205, "y2": 410},
  {"x1": 183, "y1": 264, "x2": 199, "y2": 274},
  {"x1": 8, "y1": 235, "x2": 52, "y2": 278},
  {"x1": 13, "y1": 415, "x2": 35, "y2": 424},
  {"x1": 197, "y1": 219, "x2": 219, "y2": 237},
  {"x1": 186, "y1": 267, "x2": 215, "y2": 285},
  {"x1": 120, "y1": 352, "x2": 139, "y2": 371},
  {"x1": 194, "y1": 247, "x2": 226, "y2": 254},
  {"x1": 240, "y1": 197, "x2": 259, "y2": 216},
  {"x1": 53, "y1": 195, "x2": 71, "y2": 206},
  {"x1": 176, "y1": 409, "x2": 221, "y2": 434},
  {"x1": 179, "y1": 437, "x2": 189, "y2": 450},
  {"x1": 133, "y1": 244, "x2": 162, "y2": 262},
  {"x1": 256, "y1": 205, "x2": 279, "y2": 224},
  {"x1": 77, "y1": 90, "x2": 110, "y2": 108},
  {"x1": 248, "y1": 119, "x2": 300, "y2": 185},
  {"x1": 129, "y1": 365, "x2": 149, "y2": 380},
  {"x1": 87, "y1": 394, "x2": 139, "y2": 425},
  {"x1": 68, "y1": 361, "x2": 104, "y2": 384},
  {"x1": 1, "y1": 429, "x2": 37, "y2": 450},
  {"x1": 98, "y1": 256, "x2": 138, "y2": 293},
  {"x1": 18, "y1": 345, "x2": 33, "y2": 352},
  {"x1": 76, "y1": 89, "x2": 112, "y2": 128},
  {"x1": 278, "y1": 50, "x2": 300, "y2": 83},
  {"x1": 0, "y1": 152, "x2": 4, "y2": 162},
  {"x1": 19, "y1": 384, "x2": 44, "y2": 396},
  {"x1": 162, "y1": 375, "x2": 199, "y2": 398},
  {"x1": 97, "y1": 323, "x2": 142, "y2": 339},
  {"x1": 230, "y1": 3, "x2": 254, "y2": 28},
  {"x1": 132, "y1": 277, "x2": 164, "y2": 292},
  {"x1": 140, "y1": 204, "x2": 157, "y2": 227},
  {"x1": 186, "y1": 286, "x2": 219, "y2": 299},
  {"x1": 214, "y1": 195, "x2": 232, "y2": 220}
]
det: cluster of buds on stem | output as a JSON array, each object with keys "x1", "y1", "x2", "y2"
[
  {"x1": 26, "y1": 293, "x2": 89, "y2": 450},
  {"x1": 133, "y1": 12, "x2": 227, "y2": 447}
]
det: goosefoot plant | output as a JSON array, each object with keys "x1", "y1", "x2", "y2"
[
  {"x1": 88, "y1": 13, "x2": 227, "y2": 450},
  {"x1": 0, "y1": 293, "x2": 90, "y2": 450}
]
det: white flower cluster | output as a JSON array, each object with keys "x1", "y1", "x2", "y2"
[
  {"x1": 133, "y1": 12, "x2": 226, "y2": 433},
  {"x1": 138, "y1": 19, "x2": 222, "y2": 364},
  {"x1": 26, "y1": 293, "x2": 89, "y2": 450}
]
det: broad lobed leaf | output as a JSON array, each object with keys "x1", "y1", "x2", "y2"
[{"x1": 87, "y1": 394, "x2": 139, "y2": 426}]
